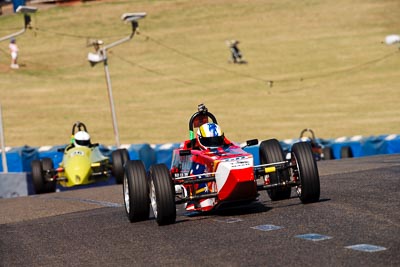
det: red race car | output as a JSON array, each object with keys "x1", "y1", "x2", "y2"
[{"x1": 123, "y1": 104, "x2": 320, "y2": 225}]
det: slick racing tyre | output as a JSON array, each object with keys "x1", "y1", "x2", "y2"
[
  {"x1": 112, "y1": 149, "x2": 130, "y2": 184},
  {"x1": 123, "y1": 160, "x2": 150, "y2": 222},
  {"x1": 42, "y1": 158, "x2": 56, "y2": 193},
  {"x1": 149, "y1": 164, "x2": 176, "y2": 226},
  {"x1": 340, "y1": 146, "x2": 353, "y2": 159},
  {"x1": 259, "y1": 139, "x2": 291, "y2": 201},
  {"x1": 31, "y1": 159, "x2": 45, "y2": 194},
  {"x1": 322, "y1": 147, "x2": 333, "y2": 160},
  {"x1": 292, "y1": 142, "x2": 320, "y2": 203}
]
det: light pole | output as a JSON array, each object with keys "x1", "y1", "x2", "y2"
[
  {"x1": 88, "y1": 13, "x2": 146, "y2": 148},
  {"x1": 0, "y1": 6, "x2": 37, "y2": 43}
]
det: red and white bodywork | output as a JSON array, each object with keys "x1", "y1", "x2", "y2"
[{"x1": 171, "y1": 144, "x2": 258, "y2": 212}]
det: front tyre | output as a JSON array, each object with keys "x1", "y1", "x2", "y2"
[
  {"x1": 322, "y1": 147, "x2": 333, "y2": 160},
  {"x1": 340, "y1": 146, "x2": 353, "y2": 159},
  {"x1": 123, "y1": 160, "x2": 150, "y2": 222},
  {"x1": 31, "y1": 160, "x2": 44, "y2": 194},
  {"x1": 259, "y1": 139, "x2": 291, "y2": 201},
  {"x1": 292, "y1": 142, "x2": 320, "y2": 203},
  {"x1": 149, "y1": 164, "x2": 176, "y2": 226}
]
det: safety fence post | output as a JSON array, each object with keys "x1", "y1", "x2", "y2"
[{"x1": 0, "y1": 103, "x2": 8, "y2": 173}]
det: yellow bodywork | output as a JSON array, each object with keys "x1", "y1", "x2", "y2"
[{"x1": 58, "y1": 145, "x2": 109, "y2": 187}]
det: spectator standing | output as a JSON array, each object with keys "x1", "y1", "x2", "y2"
[
  {"x1": 9, "y1": 38, "x2": 19, "y2": 69},
  {"x1": 226, "y1": 40, "x2": 247, "y2": 64}
]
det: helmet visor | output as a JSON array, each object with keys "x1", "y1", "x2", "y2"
[
  {"x1": 199, "y1": 135, "x2": 224, "y2": 148},
  {"x1": 75, "y1": 139, "x2": 90, "y2": 146}
]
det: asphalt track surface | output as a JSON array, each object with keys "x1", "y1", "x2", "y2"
[{"x1": 1, "y1": 154, "x2": 399, "y2": 267}]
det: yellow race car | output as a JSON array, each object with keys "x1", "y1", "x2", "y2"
[{"x1": 31, "y1": 121, "x2": 129, "y2": 194}]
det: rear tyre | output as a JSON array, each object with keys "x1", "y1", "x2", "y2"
[
  {"x1": 340, "y1": 146, "x2": 353, "y2": 159},
  {"x1": 292, "y1": 142, "x2": 320, "y2": 203},
  {"x1": 31, "y1": 160, "x2": 44, "y2": 194},
  {"x1": 259, "y1": 139, "x2": 291, "y2": 201},
  {"x1": 322, "y1": 147, "x2": 333, "y2": 160},
  {"x1": 123, "y1": 160, "x2": 150, "y2": 222},
  {"x1": 118, "y1": 148, "x2": 129, "y2": 162},
  {"x1": 112, "y1": 149, "x2": 130, "y2": 184},
  {"x1": 42, "y1": 158, "x2": 56, "y2": 193},
  {"x1": 149, "y1": 164, "x2": 176, "y2": 226}
]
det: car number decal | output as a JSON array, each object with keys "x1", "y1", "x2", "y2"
[{"x1": 71, "y1": 151, "x2": 84, "y2": 157}]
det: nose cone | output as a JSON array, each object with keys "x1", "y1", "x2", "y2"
[{"x1": 64, "y1": 150, "x2": 92, "y2": 185}]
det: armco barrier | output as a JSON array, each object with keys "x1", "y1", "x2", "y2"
[
  {"x1": 0, "y1": 172, "x2": 31, "y2": 198},
  {"x1": 0, "y1": 145, "x2": 39, "y2": 172},
  {"x1": 0, "y1": 134, "x2": 399, "y2": 198}
]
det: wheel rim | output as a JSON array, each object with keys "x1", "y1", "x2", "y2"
[
  {"x1": 123, "y1": 175, "x2": 130, "y2": 214},
  {"x1": 150, "y1": 179, "x2": 158, "y2": 218},
  {"x1": 293, "y1": 153, "x2": 303, "y2": 197}
]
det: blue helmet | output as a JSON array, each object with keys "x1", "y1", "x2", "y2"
[{"x1": 196, "y1": 123, "x2": 224, "y2": 149}]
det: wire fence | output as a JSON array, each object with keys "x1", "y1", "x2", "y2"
[{"x1": 1, "y1": 24, "x2": 398, "y2": 90}]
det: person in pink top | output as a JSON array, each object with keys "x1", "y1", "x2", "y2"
[{"x1": 9, "y1": 38, "x2": 19, "y2": 69}]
